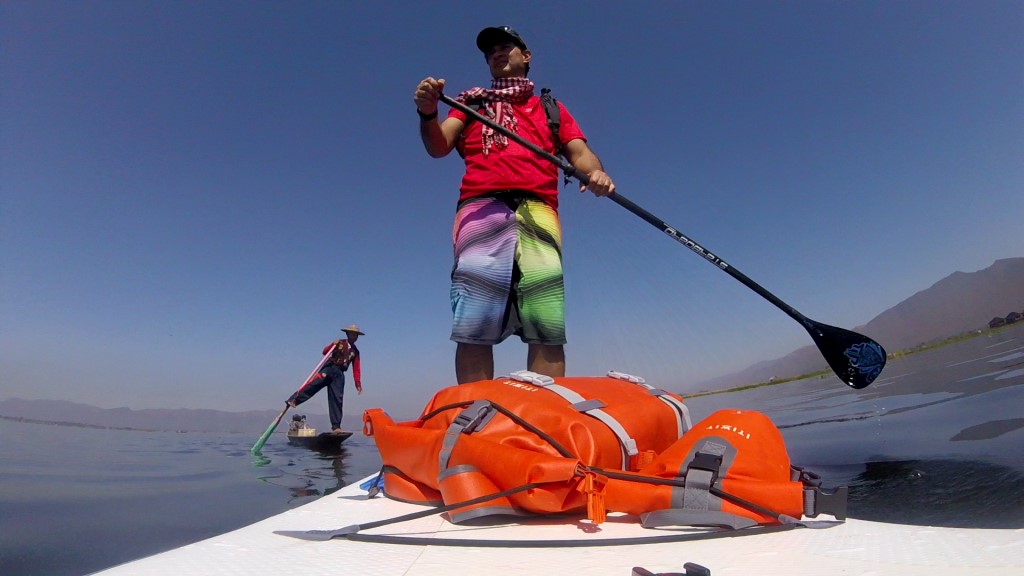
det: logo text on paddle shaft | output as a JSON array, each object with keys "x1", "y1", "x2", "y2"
[
  {"x1": 704, "y1": 423, "x2": 751, "y2": 440},
  {"x1": 664, "y1": 228, "x2": 729, "y2": 270}
]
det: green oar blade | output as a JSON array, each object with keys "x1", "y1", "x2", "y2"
[{"x1": 250, "y1": 405, "x2": 288, "y2": 455}]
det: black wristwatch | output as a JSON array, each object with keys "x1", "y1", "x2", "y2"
[{"x1": 417, "y1": 108, "x2": 438, "y2": 121}]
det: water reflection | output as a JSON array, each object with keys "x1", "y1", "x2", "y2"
[
  {"x1": 252, "y1": 441, "x2": 370, "y2": 505},
  {"x1": 843, "y1": 459, "x2": 1024, "y2": 529},
  {"x1": 281, "y1": 448, "x2": 352, "y2": 499}
]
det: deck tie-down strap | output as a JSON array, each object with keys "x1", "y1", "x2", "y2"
[
  {"x1": 641, "y1": 443, "x2": 756, "y2": 530},
  {"x1": 683, "y1": 449, "x2": 725, "y2": 507},
  {"x1": 607, "y1": 370, "x2": 692, "y2": 435},
  {"x1": 511, "y1": 371, "x2": 638, "y2": 469},
  {"x1": 439, "y1": 400, "x2": 496, "y2": 470}
]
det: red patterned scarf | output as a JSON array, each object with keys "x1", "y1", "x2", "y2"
[{"x1": 456, "y1": 78, "x2": 535, "y2": 156}]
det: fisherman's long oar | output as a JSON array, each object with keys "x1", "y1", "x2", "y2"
[
  {"x1": 250, "y1": 343, "x2": 338, "y2": 455},
  {"x1": 439, "y1": 93, "x2": 886, "y2": 389}
]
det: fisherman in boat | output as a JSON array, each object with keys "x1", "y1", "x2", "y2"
[
  {"x1": 287, "y1": 414, "x2": 307, "y2": 435},
  {"x1": 287, "y1": 325, "x2": 364, "y2": 433},
  {"x1": 413, "y1": 26, "x2": 616, "y2": 384}
]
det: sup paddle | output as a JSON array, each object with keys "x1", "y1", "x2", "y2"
[
  {"x1": 438, "y1": 93, "x2": 886, "y2": 389},
  {"x1": 250, "y1": 343, "x2": 338, "y2": 455}
]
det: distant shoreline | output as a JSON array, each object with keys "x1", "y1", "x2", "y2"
[
  {"x1": 685, "y1": 323, "x2": 1020, "y2": 399},
  {"x1": 0, "y1": 414, "x2": 160, "y2": 432}
]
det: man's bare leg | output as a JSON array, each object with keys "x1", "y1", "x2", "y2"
[
  {"x1": 527, "y1": 344, "x2": 565, "y2": 378},
  {"x1": 456, "y1": 343, "x2": 494, "y2": 384}
]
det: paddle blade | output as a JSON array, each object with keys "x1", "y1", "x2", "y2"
[
  {"x1": 803, "y1": 320, "x2": 887, "y2": 389},
  {"x1": 250, "y1": 421, "x2": 277, "y2": 455},
  {"x1": 250, "y1": 405, "x2": 288, "y2": 455}
]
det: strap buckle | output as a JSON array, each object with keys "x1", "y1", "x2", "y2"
[
  {"x1": 791, "y1": 465, "x2": 822, "y2": 487},
  {"x1": 452, "y1": 400, "x2": 495, "y2": 434},
  {"x1": 804, "y1": 485, "x2": 848, "y2": 520},
  {"x1": 687, "y1": 451, "x2": 724, "y2": 485},
  {"x1": 509, "y1": 370, "x2": 555, "y2": 387},
  {"x1": 792, "y1": 464, "x2": 848, "y2": 520},
  {"x1": 607, "y1": 370, "x2": 646, "y2": 384}
]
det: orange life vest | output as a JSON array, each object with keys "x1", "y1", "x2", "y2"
[{"x1": 363, "y1": 371, "x2": 843, "y2": 528}]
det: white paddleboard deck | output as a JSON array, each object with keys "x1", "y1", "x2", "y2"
[{"x1": 92, "y1": 474, "x2": 1023, "y2": 575}]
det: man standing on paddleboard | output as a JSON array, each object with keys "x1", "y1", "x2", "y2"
[
  {"x1": 414, "y1": 26, "x2": 615, "y2": 384},
  {"x1": 287, "y1": 324, "x2": 364, "y2": 433}
]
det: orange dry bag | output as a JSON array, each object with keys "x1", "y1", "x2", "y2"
[{"x1": 363, "y1": 371, "x2": 845, "y2": 528}]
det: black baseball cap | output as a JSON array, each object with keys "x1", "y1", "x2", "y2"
[{"x1": 476, "y1": 26, "x2": 528, "y2": 53}]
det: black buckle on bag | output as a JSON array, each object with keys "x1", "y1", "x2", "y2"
[
  {"x1": 687, "y1": 451, "x2": 724, "y2": 485},
  {"x1": 791, "y1": 465, "x2": 823, "y2": 487},
  {"x1": 805, "y1": 485, "x2": 849, "y2": 520}
]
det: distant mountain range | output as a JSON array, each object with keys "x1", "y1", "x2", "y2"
[
  {"x1": 694, "y1": 257, "x2": 1024, "y2": 391},
  {"x1": 3, "y1": 258, "x2": 1021, "y2": 430}
]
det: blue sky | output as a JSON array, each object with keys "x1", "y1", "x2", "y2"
[{"x1": 2, "y1": 1, "x2": 1021, "y2": 421}]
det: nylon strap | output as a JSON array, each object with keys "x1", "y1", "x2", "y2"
[
  {"x1": 607, "y1": 370, "x2": 692, "y2": 436},
  {"x1": 510, "y1": 371, "x2": 638, "y2": 469},
  {"x1": 439, "y1": 400, "x2": 495, "y2": 471}
]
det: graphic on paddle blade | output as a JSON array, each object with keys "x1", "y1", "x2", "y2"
[{"x1": 803, "y1": 320, "x2": 886, "y2": 389}]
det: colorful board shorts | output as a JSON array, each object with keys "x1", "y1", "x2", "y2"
[{"x1": 450, "y1": 193, "x2": 565, "y2": 345}]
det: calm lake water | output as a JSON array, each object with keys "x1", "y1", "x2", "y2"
[{"x1": 1, "y1": 323, "x2": 1022, "y2": 576}]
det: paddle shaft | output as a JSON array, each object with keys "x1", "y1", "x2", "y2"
[
  {"x1": 438, "y1": 94, "x2": 885, "y2": 388},
  {"x1": 292, "y1": 342, "x2": 339, "y2": 398},
  {"x1": 250, "y1": 343, "x2": 338, "y2": 454},
  {"x1": 440, "y1": 95, "x2": 810, "y2": 323}
]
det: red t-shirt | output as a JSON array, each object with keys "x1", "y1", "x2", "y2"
[
  {"x1": 321, "y1": 340, "x2": 361, "y2": 387},
  {"x1": 448, "y1": 95, "x2": 585, "y2": 211}
]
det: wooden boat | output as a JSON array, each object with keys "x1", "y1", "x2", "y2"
[{"x1": 285, "y1": 414, "x2": 352, "y2": 452}]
